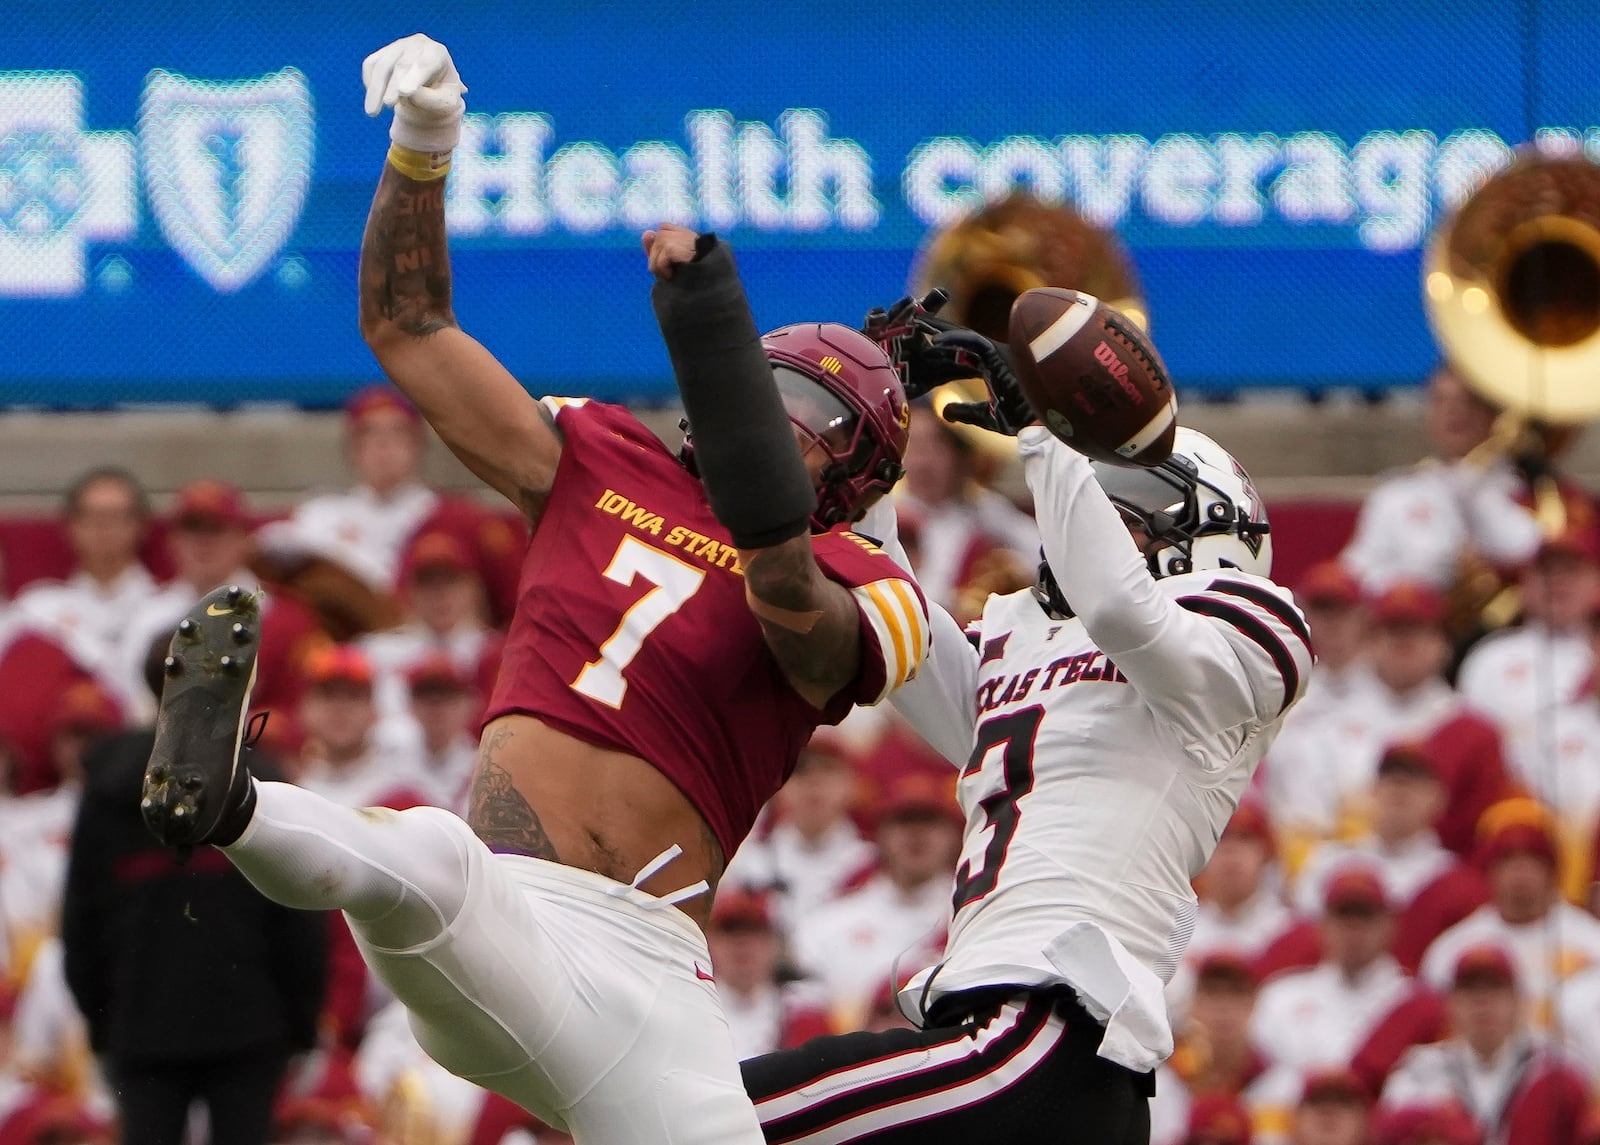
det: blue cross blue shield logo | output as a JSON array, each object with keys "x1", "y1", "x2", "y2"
[
  {"x1": 0, "y1": 73, "x2": 136, "y2": 297},
  {"x1": 141, "y1": 67, "x2": 314, "y2": 293}
]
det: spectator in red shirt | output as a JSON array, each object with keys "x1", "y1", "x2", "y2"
[
  {"x1": 400, "y1": 653, "x2": 481, "y2": 814},
  {"x1": 1295, "y1": 744, "x2": 1488, "y2": 973},
  {"x1": 1384, "y1": 945, "x2": 1589, "y2": 1145},
  {"x1": 789, "y1": 773, "x2": 961, "y2": 1029},
  {"x1": 1422, "y1": 800, "x2": 1600, "y2": 1030},
  {"x1": 1371, "y1": 1102, "x2": 1482, "y2": 1145},
  {"x1": 723, "y1": 733, "x2": 874, "y2": 934},
  {"x1": 1189, "y1": 802, "x2": 1295, "y2": 970},
  {"x1": 0, "y1": 541, "x2": 103, "y2": 795},
  {"x1": 119, "y1": 480, "x2": 324, "y2": 727},
  {"x1": 1265, "y1": 582, "x2": 1512, "y2": 858},
  {"x1": 361, "y1": 530, "x2": 493, "y2": 730},
  {"x1": 294, "y1": 646, "x2": 426, "y2": 810},
  {"x1": 1290, "y1": 1069, "x2": 1373, "y2": 1145},
  {"x1": 1155, "y1": 953, "x2": 1272, "y2": 1145},
  {"x1": 1184, "y1": 1093, "x2": 1255, "y2": 1145},
  {"x1": 705, "y1": 888, "x2": 829, "y2": 1061}
]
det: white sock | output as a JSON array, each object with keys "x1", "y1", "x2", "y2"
[{"x1": 223, "y1": 780, "x2": 474, "y2": 950}]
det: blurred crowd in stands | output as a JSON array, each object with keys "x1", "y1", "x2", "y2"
[{"x1": 3, "y1": 369, "x2": 1600, "y2": 1144}]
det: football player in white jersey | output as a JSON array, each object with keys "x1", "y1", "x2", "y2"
[{"x1": 742, "y1": 312, "x2": 1313, "y2": 1145}]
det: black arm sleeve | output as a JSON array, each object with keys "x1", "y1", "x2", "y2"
[{"x1": 651, "y1": 233, "x2": 817, "y2": 549}]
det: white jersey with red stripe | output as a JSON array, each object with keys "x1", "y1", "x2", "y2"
[{"x1": 872, "y1": 427, "x2": 1313, "y2": 1073}]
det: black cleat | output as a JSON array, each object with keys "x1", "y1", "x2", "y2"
[{"x1": 141, "y1": 584, "x2": 263, "y2": 847}]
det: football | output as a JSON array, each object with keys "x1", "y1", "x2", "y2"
[{"x1": 1007, "y1": 288, "x2": 1178, "y2": 468}]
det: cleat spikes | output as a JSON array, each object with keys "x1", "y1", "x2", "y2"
[{"x1": 141, "y1": 584, "x2": 261, "y2": 848}]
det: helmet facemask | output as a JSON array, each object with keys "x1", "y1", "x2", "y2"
[
  {"x1": 1092, "y1": 451, "x2": 1270, "y2": 579},
  {"x1": 678, "y1": 323, "x2": 910, "y2": 535},
  {"x1": 773, "y1": 366, "x2": 903, "y2": 529},
  {"x1": 1032, "y1": 429, "x2": 1271, "y2": 617}
]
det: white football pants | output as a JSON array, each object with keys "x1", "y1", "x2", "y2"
[{"x1": 223, "y1": 780, "x2": 764, "y2": 1144}]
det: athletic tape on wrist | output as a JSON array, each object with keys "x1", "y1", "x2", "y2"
[
  {"x1": 386, "y1": 143, "x2": 452, "y2": 182},
  {"x1": 745, "y1": 582, "x2": 824, "y2": 633}
]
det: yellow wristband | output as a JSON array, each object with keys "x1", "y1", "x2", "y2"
[{"x1": 386, "y1": 143, "x2": 451, "y2": 182}]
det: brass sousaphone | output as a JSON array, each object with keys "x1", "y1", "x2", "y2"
[
  {"x1": 910, "y1": 193, "x2": 1148, "y2": 460},
  {"x1": 1425, "y1": 149, "x2": 1600, "y2": 435},
  {"x1": 1423, "y1": 149, "x2": 1600, "y2": 629}
]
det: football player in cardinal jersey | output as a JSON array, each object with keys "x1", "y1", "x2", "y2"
[
  {"x1": 137, "y1": 34, "x2": 927, "y2": 1145},
  {"x1": 741, "y1": 313, "x2": 1313, "y2": 1145}
]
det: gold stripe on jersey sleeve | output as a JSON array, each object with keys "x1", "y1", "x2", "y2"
[
  {"x1": 886, "y1": 579, "x2": 926, "y2": 668},
  {"x1": 862, "y1": 582, "x2": 909, "y2": 687}
]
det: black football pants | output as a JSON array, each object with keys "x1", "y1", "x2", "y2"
[
  {"x1": 112, "y1": 1046, "x2": 288, "y2": 1145},
  {"x1": 742, "y1": 988, "x2": 1153, "y2": 1145}
]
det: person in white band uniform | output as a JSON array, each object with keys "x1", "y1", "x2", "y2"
[
  {"x1": 1338, "y1": 365, "x2": 1542, "y2": 596},
  {"x1": 741, "y1": 304, "x2": 1313, "y2": 1145}
]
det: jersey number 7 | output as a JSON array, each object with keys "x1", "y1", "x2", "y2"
[
  {"x1": 951, "y1": 705, "x2": 1042, "y2": 912},
  {"x1": 572, "y1": 535, "x2": 707, "y2": 708}
]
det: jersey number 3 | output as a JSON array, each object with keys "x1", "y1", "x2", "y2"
[
  {"x1": 572, "y1": 536, "x2": 707, "y2": 708},
  {"x1": 951, "y1": 706, "x2": 1042, "y2": 912}
]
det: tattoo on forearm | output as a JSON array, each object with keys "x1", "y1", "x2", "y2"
[
  {"x1": 468, "y1": 728, "x2": 560, "y2": 861},
  {"x1": 359, "y1": 164, "x2": 456, "y2": 338},
  {"x1": 744, "y1": 541, "x2": 859, "y2": 697},
  {"x1": 743, "y1": 543, "x2": 816, "y2": 612}
]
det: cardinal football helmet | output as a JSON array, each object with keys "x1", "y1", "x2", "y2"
[{"x1": 683, "y1": 323, "x2": 909, "y2": 530}]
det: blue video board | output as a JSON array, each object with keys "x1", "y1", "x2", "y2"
[{"x1": 2, "y1": 0, "x2": 1597, "y2": 407}]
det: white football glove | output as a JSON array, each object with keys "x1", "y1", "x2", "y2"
[{"x1": 361, "y1": 33, "x2": 467, "y2": 153}]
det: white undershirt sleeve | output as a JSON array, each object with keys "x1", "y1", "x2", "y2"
[{"x1": 858, "y1": 497, "x2": 978, "y2": 767}]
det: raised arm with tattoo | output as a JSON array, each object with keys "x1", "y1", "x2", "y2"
[
  {"x1": 647, "y1": 225, "x2": 868, "y2": 708},
  {"x1": 358, "y1": 34, "x2": 560, "y2": 526}
]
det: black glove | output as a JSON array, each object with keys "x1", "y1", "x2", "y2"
[
  {"x1": 862, "y1": 289, "x2": 990, "y2": 400},
  {"x1": 936, "y1": 331, "x2": 1038, "y2": 437}
]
